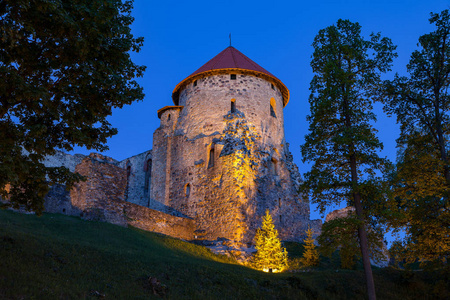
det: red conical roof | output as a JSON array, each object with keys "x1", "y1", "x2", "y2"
[{"x1": 172, "y1": 46, "x2": 289, "y2": 106}]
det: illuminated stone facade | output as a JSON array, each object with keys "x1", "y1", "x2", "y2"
[
  {"x1": 40, "y1": 47, "x2": 320, "y2": 245},
  {"x1": 147, "y1": 47, "x2": 319, "y2": 245}
]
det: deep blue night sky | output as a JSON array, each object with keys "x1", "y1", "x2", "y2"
[{"x1": 70, "y1": 0, "x2": 449, "y2": 224}]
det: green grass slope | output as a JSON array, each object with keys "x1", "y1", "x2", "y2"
[{"x1": 0, "y1": 209, "x2": 448, "y2": 299}]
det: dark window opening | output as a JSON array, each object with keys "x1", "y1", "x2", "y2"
[
  {"x1": 278, "y1": 198, "x2": 281, "y2": 208},
  {"x1": 231, "y1": 99, "x2": 236, "y2": 113},
  {"x1": 62, "y1": 208, "x2": 66, "y2": 213},
  {"x1": 279, "y1": 215, "x2": 282, "y2": 223},
  {"x1": 194, "y1": 80, "x2": 197, "y2": 87},
  {"x1": 144, "y1": 159, "x2": 152, "y2": 206},
  {"x1": 271, "y1": 83, "x2": 275, "y2": 90},
  {"x1": 168, "y1": 114, "x2": 171, "y2": 121},
  {"x1": 185, "y1": 184, "x2": 191, "y2": 197},
  {"x1": 125, "y1": 164, "x2": 131, "y2": 200},
  {"x1": 208, "y1": 148, "x2": 215, "y2": 168},
  {"x1": 230, "y1": 74, "x2": 236, "y2": 80},
  {"x1": 271, "y1": 158, "x2": 277, "y2": 175},
  {"x1": 270, "y1": 104, "x2": 276, "y2": 118}
]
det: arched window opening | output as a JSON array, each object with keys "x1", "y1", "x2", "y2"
[
  {"x1": 125, "y1": 164, "x2": 131, "y2": 200},
  {"x1": 144, "y1": 159, "x2": 152, "y2": 205},
  {"x1": 270, "y1": 97, "x2": 277, "y2": 118},
  {"x1": 185, "y1": 183, "x2": 191, "y2": 197},
  {"x1": 208, "y1": 147, "x2": 215, "y2": 168},
  {"x1": 231, "y1": 98, "x2": 236, "y2": 113},
  {"x1": 271, "y1": 158, "x2": 278, "y2": 175}
]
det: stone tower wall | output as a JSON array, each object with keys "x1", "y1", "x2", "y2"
[
  {"x1": 150, "y1": 108, "x2": 183, "y2": 210},
  {"x1": 178, "y1": 74, "x2": 286, "y2": 151},
  {"x1": 150, "y1": 73, "x2": 313, "y2": 245}
]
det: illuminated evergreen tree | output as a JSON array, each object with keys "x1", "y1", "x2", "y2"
[
  {"x1": 252, "y1": 210, "x2": 288, "y2": 272},
  {"x1": 300, "y1": 226, "x2": 319, "y2": 267}
]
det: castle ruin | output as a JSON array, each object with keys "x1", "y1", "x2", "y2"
[{"x1": 42, "y1": 46, "x2": 321, "y2": 246}]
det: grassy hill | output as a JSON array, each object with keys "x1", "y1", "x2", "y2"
[{"x1": 0, "y1": 209, "x2": 448, "y2": 299}]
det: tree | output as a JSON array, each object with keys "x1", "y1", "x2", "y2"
[
  {"x1": 0, "y1": 0, "x2": 145, "y2": 214},
  {"x1": 301, "y1": 19, "x2": 396, "y2": 300},
  {"x1": 300, "y1": 225, "x2": 319, "y2": 267},
  {"x1": 252, "y1": 210, "x2": 288, "y2": 273},
  {"x1": 318, "y1": 213, "x2": 385, "y2": 269},
  {"x1": 383, "y1": 10, "x2": 450, "y2": 266}
]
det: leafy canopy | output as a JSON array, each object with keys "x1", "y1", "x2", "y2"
[
  {"x1": 0, "y1": 0, "x2": 145, "y2": 214},
  {"x1": 251, "y1": 210, "x2": 288, "y2": 273},
  {"x1": 383, "y1": 10, "x2": 450, "y2": 265}
]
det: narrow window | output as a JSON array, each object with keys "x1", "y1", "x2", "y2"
[
  {"x1": 271, "y1": 83, "x2": 275, "y2": 90},
  {"x1": 271, "y1": 158, "x2": 277, "y2": 175},
  {"x1": 185, "y1": 183, "x2": 191, "y2": 197},
  {"x1": 125, "y1": 164, "x2": 131, "y2": 200},
  {"x1": 278, "y1": 198, "x2": 281, "y2": 208},
  {"x1": 279, "y1": 215, "x2": 282, "y2": 223},
  {"x1": 231, "y1": 98, "x2": 236, "y2": 113},
  {"x1": 167, "y1": 114, "x2": 171, "y2": 121},
  {"x1": 194, "y1": 80, "x2": 197, "y2": 87},
  {"x1": 208, "y1": 147, "x2": 215, "y2": 168},
  {"x1": 230, "y1": 74, "x2": 236, "y2": 80},
  {"x1": 270, "y1": 97, "x2": 277, "y2": 118},
  {"x1": 144, "y1": 159, "x2": 152, "y2": 205}
]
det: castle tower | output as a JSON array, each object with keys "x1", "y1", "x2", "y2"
[{"x1": 150, "y1": 47, "x2": 313, "y2": 245}]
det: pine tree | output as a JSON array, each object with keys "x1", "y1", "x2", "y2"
[
  {"x1": 300, "y1": 226, "x2": 319, "y2": 267},
  {"x1": 252, "y1": 210, "x2": 288, "y2": 273},
  {"x1": 301, "y1": 19, "x2": 396, "y2": 300}
]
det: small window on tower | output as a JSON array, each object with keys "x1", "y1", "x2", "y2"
[
  {"x1": 168, "y1": 114, "x2": 171, "y2": 121},
  {"x1": 271, "y1": 83, "x2": 275, "y2": 90},
  {"x1": 185, "y1": 183, "x2": 191, "y2": 197},
  {"x1": 208, "y1": 147, "x2": 215, "y2": 168},
  {"x1": 270, "y1": 97, "x2": 277, "y2": 118},
  {"x1": 231, "y1": 99, "x2": 236, "y2": 113},
  {"x1": 194, "y1": 80, "x2": 197, "y2": 87},
  {"x1": 230, "y1": 74, "x2": 236, "y2": 80}
]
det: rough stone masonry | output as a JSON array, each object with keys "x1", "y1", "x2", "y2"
[{"x1": 40, "y1": 46, "x2": 321, "y2": 247}]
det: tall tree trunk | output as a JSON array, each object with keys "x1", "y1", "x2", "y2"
[
  {"x1": 350, "y1": 154, "x2": 377, "y2": 300},
  {"x1": 343, "y1": 91, "x2": 376, "y2": 300}
]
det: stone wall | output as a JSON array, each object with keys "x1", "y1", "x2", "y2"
[
  {"x1": 153, "y1": 96, "x2": 317, "y2": 245},
  {"x1": 118, "y1": 150, "x2": 152, "y2": 207},
  {"x1": 42, "y1": 150, "x2": 85, "y2": 172},
  {"x1": 70, "y1": 153, "x2": 127, "y2": 214},
  {"x1": 177, "y1": 74, "x2": 285, "y2": 149}
]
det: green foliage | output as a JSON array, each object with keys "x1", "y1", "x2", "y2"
[
  {"x1": 0, "y1": 0, "x2": 145, "y2": 214},
  {"x1": 300, "y1": 226, "x2": 319, "y2": 268},
  {"x1": 382, "y1": 10, "x2": 450, "y2": 266},
  {"x1": 301, "y1": 19, "x2": 396, "y2": 212},
  {"x1": 318, "y1": 215, "x2": 385, "y2": 269},
  {"x1": 302, "y1": 19, "x2": 396, "y2": 299},
  {"x1": 251, "y1": 210, "x2": 288, "y2": 272}
]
